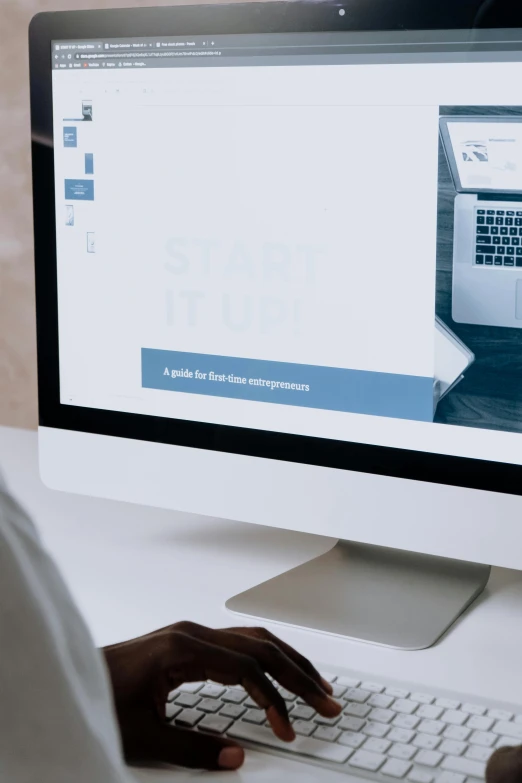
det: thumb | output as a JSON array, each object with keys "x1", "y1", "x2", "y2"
[{"x1": 151, "y1": 724, "x2": 245, "y2": 770}]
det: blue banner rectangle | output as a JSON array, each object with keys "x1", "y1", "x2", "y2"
[
  {"x1": 84, "y1": 153, "x2": 94, "y2": 174},
  {"x1": 64, "y1": 179, "x2": 94, "y2": 201},
  {"x1": 63, "y1": 127, "x2": 77, "y2": 147},
  {"x1": 142, "y1": 349, "x2": 434, "y2": 422}
]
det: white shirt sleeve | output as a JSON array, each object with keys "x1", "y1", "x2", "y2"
[{"x1": 0, "y1": 471, "x2": 135, "y2": 783}]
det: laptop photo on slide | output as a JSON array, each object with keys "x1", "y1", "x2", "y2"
[{"x1": 439, "y1": 115, "x2": 522, "y2": 328}]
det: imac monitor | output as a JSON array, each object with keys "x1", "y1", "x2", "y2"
[{"x1": 30, "y1": 1, "x2": 522, "y2": 651}]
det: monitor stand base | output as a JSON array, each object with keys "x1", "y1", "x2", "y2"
[{"x1": 225, "y1": 540, "x2": 490, "y2": 650}]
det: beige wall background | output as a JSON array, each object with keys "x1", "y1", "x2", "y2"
[{"x1": 0, "y1": 0, "x2": 258, "y2": 430}]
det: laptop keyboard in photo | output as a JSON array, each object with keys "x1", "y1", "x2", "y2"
[
  {"x1": 165, "y1": 667, "x2": 522, "y2": 781},
  {"x1": 475, "y1": 208, "x2": 522, "y2": 267}
]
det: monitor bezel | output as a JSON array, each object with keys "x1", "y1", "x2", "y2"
[{"x1": 29, "y1": 1, "x2": 522, "y2": 498}]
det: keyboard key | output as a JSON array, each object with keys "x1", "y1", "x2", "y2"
[
  {"x1": 414, "y1": 734, "x2": 441, "y2": 750},
  {"x1": 408, "y1": 770, "x2": 434, "y2": 783},
  {"x1": 495, "y1": 217, "x2": 503, "y2": 225},
  {"x1": 349, "y1": 749, "x2": 387, "y2": 771},
  {"x1": 243, "y1": 708, "x2": 266, "y2": 724},
  {"x1": 175, "y1": 692, "x2": 202, "y2": 708},
  {"x1": 511, "y1": 228, "x2": 519, "y2": 236},
  {"x1": 175, "y1": 708, "x2": 203, "y2": 728},
  {"x1": 415, "y1": 749, "x2": 443, "y2": 767},
  {"x1": 394, "y1": 700, "x2": 418, "y2": 715},
  {"x1": 467, "y1": 715, "x2": 493, "y2": 732},
  {"x1": 278, "y1": 688, "x2": 297, "y2": 702},
  {"x1": 497, "y1": 210, "x2": 506, "y2": 215},
  {"x1": 417, "y1": 705, "x2": 444, "y2": 720},
  {"x1": 330, "y1": 684, "x2": 347, "y2": 699},
  {"x1": 314, "y1": 713, "x2": 341, "y2": 726},
  {"x1": 394, "y1": 715, "x2": 421, "y2": 730},
  {"x1": 493, "y1": 236, "x2": 501, "y2": 244},
  {"x1": 442, "y1": 755, "x2": 486, "y2": 779},
  {"x1": 476, "y1": 255, "x2": 484, "y2": 264},
  {"x1": 314, "y1": 725, "x2": 341, "y2": 742},
  {"x1": 507, "y1": 247, "x2": 515, "y2": 255},
  {"x1": 439, "y1": 740, "x2": 467, "y2": 756},
  {"x1": 344, "y1": 702, "x2": 371, "y2": 718},
  {"x1": 167, "y1": 689, "x2": 179, "y2": 702},
  {"x1": 362, "y1": 682, "x2": 385, "y2": 693},
  {"x1": 501, "y1": 227, "x2": 509, "y2": 235},
  {"x1": 477, "y1": 209, "x2": 486, "y2": 214},
  {"x1": 485, "y1": 255, "x2": 493, "y2": 264},
  {"x1": 437, "y1": 773, "x2": 466, "y2": 783},
  {"x1": 495, "y1": 257, "x2": 503, "y2": 265},
  {"x1": 178, "y1": 682, "x2": 204, "y2": 694},
  {"x1": 198, "y1": 714, "x2": 233, "y2": 735},
  {"x1": 293, "y1": 719, "x2": 316, "y2": 737},
  {"x1": 466, "y1": 745, "x2": 493, "y2": 762},
  {"x1": 387, "y1": 688, "x2": 411, "y2": 699},
  {"x1": 498, "y1": 246, "x2": 505, "y2": 254},
  {"x1": 444, "y1": 726, "x2": 471, "y2": 742},
  {"x1": 199, "y1": 698, "x2": 223, "y2": 714},
  {"x1": 220, "y1": 703, "x2": 246, "y2": 720},
  {"x1": 507, "y1": 210, "x2": 515, "y2": 216},
  {"x1": 222, "y1": 688, "x2": 246, "y2": 704},
  {"x1": 505, "y1": 258, "x2": 515, "y2": 266},
  {"x1": 477, "y1": 226, "x2": 489, "y2": 234},
  {"x1": 516, "y1": 218, "x2": 522, "y2": 226},
  {"x1": 442, "y1": 710, "x2": 468, "y2": 726},
  {"x1": 199, "y1": 684, "x2": 225, "y2": 699},
  {"x1": 493, "y1": 721, "x2": 522, "y2": 739},
  {"x1": 477, "y1": 216, "x2": 485, "y2": 224},
  {"x1": 346, "y1": 688, "x2": 371, "y2": 703},
  {"x1": 513, "y1": 238, "x2": 520, "y2": 245},
  {"x1": 469, "y1": 730, "x2": 496, "y2": 747},
  {"x1": 502, "y1": 237, "x2": 511, "y2": 245},
  {"x1": 477, "y1": 244, "x2": 496, "y2": 254},
  {"x1": 338, "y1": 731, "x2": 366, "y2": 748},
  {"x1": 340, "y1": 716, "x2": 366, "y2": 732},
  {"x1": 336, "y1": 675, "x2": 359, "y2": 687},
  {"x1": 166, "y1": 703, "x2": 182, "y2": 721},
  {"x1": 369, "y1": 694, "x2": 395, "y2": 709},
  {"x1": 506, "y1": 218, "x2": 514, "y2": 226},
  {"x1": 418, "y1": 720, "x2": 445, "y2": 736},
  {"x1": 491, "y1": 226, "x2": 499, "y2": 234},
  {"x1": 370, "y1": 708, "x2": 395, "y2": 724},
  {"x1": 490, "y1": 711, "x2": 514, "y2": 722},
  {"x1": 517, "y1": 248, "x2": 522, "y2": 255},
  {"x1": 244, "y1": 696, "x2": 260, "y2": 708},
  {"x1": 389, "y1": 743, "x2": 416, "y2": 760},
  {"x1": 383, "y1": 759, "x2": 412, "y2": 778},
  {"x1": 517, "y1": 211, "x2": 522, "y2": 216},
  {"x1": 292, "y1": 704, "x2": 315, "y2": 721},
  {"x1": 486, "y1": 216, "x2": 495, "y2": 225},
  {"x1": 389, "y1": 728, "x2": 416, "y2": 744},
  {"x1": 411, "y1": 693, "x2": 435, "y2": 705},
  {"x1": 228, "y1": 722, "x2": 353, "y2": 762},
  {"x1": 363, "y1": 737, "x2": 391, "y2": 754},
  {"x1": 364, "y1": 722, "x2": 391, "y2": 738}
]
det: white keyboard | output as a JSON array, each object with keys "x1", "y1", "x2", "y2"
[{"x1": 165, "y1": 667, "x2": 522, "y2": 780}]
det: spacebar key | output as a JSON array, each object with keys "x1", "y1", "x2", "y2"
[{"x1": 228, "y1": 722, "x2": 352, "y2": 763}]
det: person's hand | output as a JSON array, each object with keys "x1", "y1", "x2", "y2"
[
  {"x1": 487, "y1": 745, "x2": 522, "y2": 783},
  {"x1": 102, "y1": 621, "x2": 340, "y2": 771}
]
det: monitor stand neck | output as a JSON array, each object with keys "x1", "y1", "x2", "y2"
[{"x1": 225, "y1": 540, "x2": 490, "y2": 650}]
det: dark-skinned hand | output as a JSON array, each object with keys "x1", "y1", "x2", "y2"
[
  {"x1": 102, "y1": 621, "x2": 340, "y2": 771},
  {"x1": 487, "y1": 745, "x2": 522, "y2": 783}
]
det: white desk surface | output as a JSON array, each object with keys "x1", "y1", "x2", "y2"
[{"x1": 2, "y1": 426, "x2": 522, "y2": 782}]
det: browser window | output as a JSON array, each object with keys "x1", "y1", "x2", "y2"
[{"x1": 51, "y1": 30, "x2": 522, "y2": 465}]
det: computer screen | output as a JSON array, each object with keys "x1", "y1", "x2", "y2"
[
  {"x1": 50, "y1": 27, "x2": 522, "y2": 471},
  {"x1": 444, "y1": 117, "x2": 522, "y2": 192}
]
